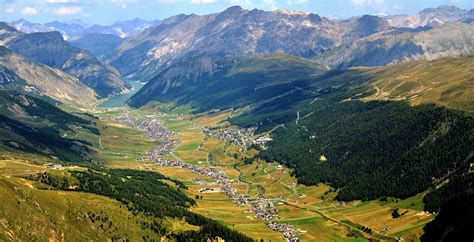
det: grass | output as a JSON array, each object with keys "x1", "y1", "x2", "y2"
[
  {"x1": 0, "y1": 165, "x2": 160, "y2": 241},
  {"x1": 95, "y1": 117, "x2": 156, "y2": 168},
  {"x1": 363, "y1": 55, "x2": 474, "y2": 113},
  {"x1": 325, "y1": 199, "x2": 433, "y2": 238}
]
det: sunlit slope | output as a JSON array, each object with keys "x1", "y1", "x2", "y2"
[
  {"x1": 0, "y1": 46, "x2": 97, "y2": 107},
  {"x1": 0, "y1": 175, "x2": 158, "y2": 241},
  {"x1": 363, "y1": 54, "x2": 474, "y2": 112}
]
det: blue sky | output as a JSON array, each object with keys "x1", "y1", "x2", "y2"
[{"x1": 0, "y1": 0, "x2": 472, "y2": 25}]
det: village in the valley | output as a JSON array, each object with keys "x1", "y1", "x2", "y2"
[{"x1": 114, "y1": 111, "x2": 301, "y2": 242}]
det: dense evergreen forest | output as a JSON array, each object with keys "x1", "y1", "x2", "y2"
[
  {"x1": 31, "y1": 168, "x2": 253, "y2": 241},
  {"x1": 257, "y1": 100, "x2": 473, "y2": 202},
  {"x1": 423, "y1": 160, "x2": 473, "y2": 212}
]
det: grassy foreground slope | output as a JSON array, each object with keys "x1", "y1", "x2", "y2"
[{"x1": 0, "y1": 174, "x2": 158, "y2": 241}]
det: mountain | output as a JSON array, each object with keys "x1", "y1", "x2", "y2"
[
  {"x1": 11, "y1": 18, "x2": 159, "y2": 39},
  {"x1": 105, "y1": 6, "x2": 391, "y2": 80},
  {"x1": 85, "y1": 18, "x2": 160, "y2": 38},
  {"x1": 69, "y1": 33, "x2": 124, "y2": 57},
  {"x1": 44, "y1": 21, "x2": 87, "y2": 39},
  {"x1": 127, "y1": 54, "x2": 327, "y2": 110},
  {"x1": 10, "y1": 18, "x2": 53, "y2": 34},
  {"x1": 0, "y1": 23, "x2": 129, "y2": 97},
  {"x1": 314, "y1": 22, "x2": 474, "y2": 69},
  {"x1": 387, "y1": 5, "x2": 473, "y2": 28},
  {"x1": 0, "y1": 46, "x2": 97, "y2": 107}
]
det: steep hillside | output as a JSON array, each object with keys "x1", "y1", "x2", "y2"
[
  {"x1": 257, "y1": 100, "x2": 473, "y2": 201},
  {"x1": 0, "y1": 176, "x2": 160, "y2": 241},
  {"x1": 128, "y1": 54, "x2": 327, "y2": 110},
  {"x1": 221, "y1": 55, "x2": 474, "y2": 205},
  {"x1": 314, "y1": 23, "x2": 474, "y2": 69},
  {"x1": 363, "y1": 55, "x2": 474, "y2": 112},
  {"x1": 0, "y1": 90, "x2": 98, "y2": 162},
  {"x1": 0, "y1": 46, "x2": 97, "y2": 107},
  {"x1": 0, "y1": 23, "x2": 129, "y2": 97},
  {"x1": 106, "y1": 6, "x2": 390, "y2": 80},
  {"x1": 69, "y1": 33, "x2": 123, "y2": 57}
]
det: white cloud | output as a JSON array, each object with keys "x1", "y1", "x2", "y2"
[
  {"x1": 5, "y1": 7, "x2": 16, "y2": 14},
  {"x1": 191, "y1": 0, "x2": 215, "y2": 4},
  {"x1": 55, "y1": 6, "x2": 83, "y2": 15},
  {"x1": 351, "y1": 0, "x2": 385, "y2": 7},
  {"x1": 22, "y1": 7, "x2": 38, "y2": 15}
]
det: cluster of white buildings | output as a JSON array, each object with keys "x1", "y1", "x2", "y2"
[
  {"x1": 208, "y1": 127, "x2": 256, "y2": 147},
  {"x1": 266, "y1": 222, "x2": 300, "y2": 242}
]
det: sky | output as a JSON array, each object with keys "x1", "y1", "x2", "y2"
[{"x1": 0, "y1": 0, "x2": 472, "y2": 25}]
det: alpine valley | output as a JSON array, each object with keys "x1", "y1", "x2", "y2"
[{"x1": 0, "y1": 3, "x2": 472, "y2": 242}]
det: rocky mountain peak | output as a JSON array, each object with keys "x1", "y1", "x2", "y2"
[{"x1": 223, "y1": 5, "x2": 244, "y2": 14}]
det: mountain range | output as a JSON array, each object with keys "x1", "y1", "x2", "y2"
[
  {"x1": 11, "y1": 17, "x2": 160, "y2": 39},
  {"x1": 0, "y1": 23, "x2": 129, "y2": 97},
  {"x1": 386, "y1": 5, "x2": 474, "y2": 28},
  {"x1": 105, "y1": 5, "x2": 473, "y2": 83}
]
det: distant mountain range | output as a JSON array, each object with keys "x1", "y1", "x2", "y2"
[
  {"x1": 104, "y1": 6, "x2": 393, "y2": 80},
  {"x1": 385, "y1": 5, "x2": 474, "y2": 28},
  {"x1": 104, "y1": 5, "x2": 473, "y2": 82},
  {"x1": 0, "y1": 23, "x2": 129, "y2": 97},
  {"x1": 11, "y1": 18, "x2": 160, "y2": 39}
]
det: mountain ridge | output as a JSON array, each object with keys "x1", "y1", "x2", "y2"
[{"x1": 0, "y1": 23, "x2": 129, "y2": 97}]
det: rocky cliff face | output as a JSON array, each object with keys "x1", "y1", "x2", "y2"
[{"x1": 0, "y1": 23, "x2": 129, "y2": 97}]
